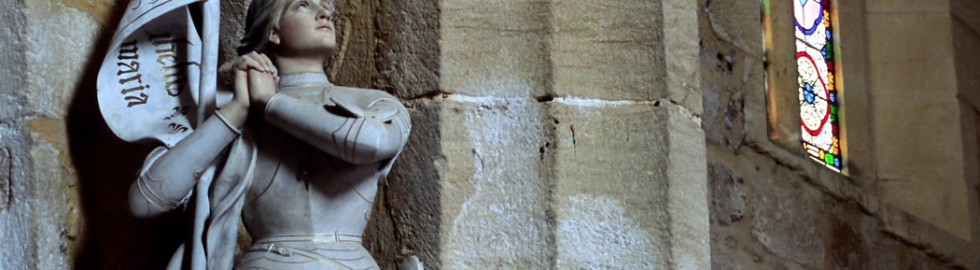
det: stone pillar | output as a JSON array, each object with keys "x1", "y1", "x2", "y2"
[{"x1": 379, "y1": 0, "x2": 710, "y2": 268}]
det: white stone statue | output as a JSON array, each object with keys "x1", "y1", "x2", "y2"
[{"x1": 97, "y1": 0, "x2": 411, "y2": 269}]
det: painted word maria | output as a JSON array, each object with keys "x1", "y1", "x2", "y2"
[{"x1": 116, "y1": 31, "x2": 199, "y2": 108}]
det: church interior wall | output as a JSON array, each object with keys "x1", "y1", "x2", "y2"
[
  {"x1": 0, "y1": 0, "x2": 976, "y2": 269},
  {"x1": 703, "y1": 0, "x2": 980, "y2": 269}
]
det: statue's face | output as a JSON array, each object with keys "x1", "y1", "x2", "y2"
[{"x1": 272, "y1": 0, "x2": 336, "y2": 55}]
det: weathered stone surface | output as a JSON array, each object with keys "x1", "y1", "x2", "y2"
[
  {"x1": 872, "y1": 239, "x2": 901, "y2": 270},
  {"x1": 441, "y1": 0, "x2": 550, "y2": 98},
  {"x1": 64, "y1": 0, "x2": 118, "y2": 26},
  {"x1": 218, "y1": 0, "x2": 250, "y2": 64},
  {"x1": 710, "y1": 163, "x2": 745, "y2": 226},
  {"x1": 551, "y1": 0, "x2": 665, "y2": 100},
  {"x1": 699, "y1": 0, "x2": 765, "y2": 151},
  {"x1": 867, "y1": 11, "x2": 972, "y2": 238},
  {"x1": 750, "y1": 174, "x2": 825, "y2": 269},
  {"x1": 550, "y1": 102, "x2": 669, "y2": 269},
  {"x1": 702, "y1": 0, "x2": 763, "y2": 56},
  {"x1": 954, "y1": 16, "x2": 980, "y2": 119},
  {"x1": 665, "y1": 102, "x2": 709, "y2": 270},
  {"x1": 662, "y1": 0, "x2": 702, "y2": 114},
  {"x1": 28, "y1": 135, "x2": 73, "y2": 270},
  {"x1": 368, "y1": 100, "x2": 446, "y2": 269},
  {"x1": 436, "y1": 97, "x2": 553, "y2": 269},
  {"x1": 865, "y1": 0, "x2": 950, "y2": 14},
  {"x1": 0, "y1": 0, "x2": 29, "y2": 122},
  {"x1": 0, "y1": 144, "x2": 9, "y2": 211},
  {"x1": 374, "y1": 0, "x2": 440, "y2": 98},
  {"x1": 825, "y1": 207, "x2": 871, "y2": 270},
  {"x1": 24, "y1": 0, "x2": 101, "y2": 118}
]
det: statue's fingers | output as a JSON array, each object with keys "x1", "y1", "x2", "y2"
[
  {"x1": 258, "y1": 53, "x2": 276, "y2": 75},
  {"x1": 235, "y1": 56, "x2": 261, "y2": 72},
  {"x1": 242, "y1": 52, "x2": 268, "y2": 73},
  {"x1": 255, "y1": 52, "x2": 273, "y2": 74}
]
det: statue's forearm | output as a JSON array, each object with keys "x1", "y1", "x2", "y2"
[
  {"x1": 264, "y1": 93, "x2": 410, "y2": 165},
  {"x1": 129, "y1": 114, "x2": 240, "y2": 217}
]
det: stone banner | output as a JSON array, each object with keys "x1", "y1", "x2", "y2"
[{"x1": 97, "y1": 0, "x2": 205, "y2": 148}]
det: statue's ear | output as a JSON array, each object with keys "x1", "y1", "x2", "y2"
[{"x1": 269, "y1": 28, "x2": 281, "y2": 46}]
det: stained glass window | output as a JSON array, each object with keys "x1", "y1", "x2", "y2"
[{"x1": 795, "y1": 0, "x2": 842, "y2": 172}]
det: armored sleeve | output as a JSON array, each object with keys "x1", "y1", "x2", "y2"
[
  {"x1": 129, "y1": 114, "x2": 241, "y2": 217},
  {"x1": 263, "y1": 91, "x2": 411, "y2": 165}
]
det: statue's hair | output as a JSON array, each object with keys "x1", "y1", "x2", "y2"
[{"x1": 237, "y1": 0, "x2": 289, "y2": 56}]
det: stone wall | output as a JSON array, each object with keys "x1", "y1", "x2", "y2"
[
  {"x1": 9, "y1": 0, "x2": 976, "y2": 269},
  {"x1": 0, "y1": 0, "x2": 710, "y2": 269},
  {"x1": 702, "y1": 0, "x2": 980, "y2": 269}
]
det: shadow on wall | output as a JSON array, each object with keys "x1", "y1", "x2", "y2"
[
  {"x1": 67, "y1": 1, "x2": 185, "y2": 269},
  {"x1": 331, "y1": 0, "x2": 444, "y2": 268},
  {"x1": 66, "y1": 0, "x2": 444, "y2": 269}
]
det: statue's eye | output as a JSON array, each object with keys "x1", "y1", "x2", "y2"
[{"x1": 297, "y1": 1, "x2": 310, "y2": 9}]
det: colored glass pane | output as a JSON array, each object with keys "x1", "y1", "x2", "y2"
[{"x1": 795, "y1": 0, "x2": 842, "y2": 172}]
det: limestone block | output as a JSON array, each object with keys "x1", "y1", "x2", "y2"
[
  {"x1": 0, "y1": 147, "x2": 9, "y2": 211},
  {"x1": 825, "y1": 208, "x2": 871, "y2": 270},
  {"x1": 872, "y1": 239, "x2": 901, "y2": 270},
  {"x1": 435, "y1": 97, "x2": 553, "y2": 269},
  {"x1": 23, "y1": 0, "x2": 101, "y2": 117},
  {"x1": 63, "y1": 0, "x2": 118, "y2": 26},
  {"x1": 865, "y1": 0, "x2": 950, "y2": 14},
  {"x1": 699, "y1": 0, "x2": 766, "y2": 150},
  {"x1": 750, "y1": 174, "x2": 826, "y2": 269},
  {"x1": 953, "y1": 19, "x2": 980, "y2": 113},
  {"x1": 664, "y1": 103, "x2": 709, "y2": 270},
  {"x1": 374, "y1": 0, "x2": 440, "y2": 98},
  {"x1": 0, "y1": 0, "x2": 28, "y2": 122},
  {"x1": 219, "y1": 0, "x2": 250, "y2": 63},
  {"x1": 710, "y1": 163, "x2": 745, "y2": 226},
  {"x1": 867, "y1": 12, "x2": 972, "y2": 238},
  {"x1": 441, "y1": 0, "x2": 550, "y2": 97},
  {"x1": 551, "y1": 0, "x2": 665, "y2": 101},
  {"x1": 549, "y1": 102, "x2": 670, "y2": 269},
  {"x1": 702, "y1": 0, "x2": 763, "y2": 56},
  {"x1": 662, "y1": 0, "x2": 702, "y2": 114},
  {"x1": 374, "y1": 100, "x2": 448, "y2": 269},
  {"x1": 28, "y1": 134, "x2": 72, "y2": 270},
  {"x1": 867, "y1": 13, "x2": 961, "y2": 180},
  {"x1": 329, "y1": 0, "x2": 380, "y2": 87}
]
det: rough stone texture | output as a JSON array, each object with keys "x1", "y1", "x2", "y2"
[
  {"x1": 376, "y1": 100, "x2": 445, "y2": 270},
  {"x1": 432, "y1": 0, "x2": 708, "y2": 267},
  {"x1": 0, "y1": 0, "x2": 112, "y2": 269},
  {"x1": 710, "y1": 163, "x2": 745, "y2": 226},
  {"x1": 436, "y1": 97, "x2": 553, "y2": 269},
  {"x1": 662, "y1": 0, "x2": 703, "y2": 115},
  {"x1": 750, "y1": 174, "x2": 826, "y2": 269},
  {"x1": 442, "y1": 0, "x2": 550, "y2": 98},
  {"x1": 704, "y1": 0, "x2": 980, "y2": 269},
  {"x1": 4, "y1": 0, "x2": 980, "y2": 269},
  {"x1": 372, "y1": 0, "x2": 440, "y2": 99},
  {"x1": 0, "y1": 148, "x2": 9, "y2": 210},
  {"x1": 665, "y1": 102, "x2": 710, "y2": 270},
  {"x1": 867, "y1": 9, "x2": 971, "y2": 238},
  {"x1": 550, "y1": 102, "x2": 669, "y2": 269},
  {"x1": 551, "y1": 0, "x2": 665, "y2": 101}
]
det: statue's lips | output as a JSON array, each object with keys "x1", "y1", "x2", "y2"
[{"x1": 317, "y1": 25, "x2": 333, "y2": 31}]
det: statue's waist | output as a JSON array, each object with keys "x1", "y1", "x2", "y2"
[
  {"x1": 252, "y1": 233, "x2": 364, "y2": 245},
  {"x1": 241, "y1": 234, "x2": 378, "y2": 269}
]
